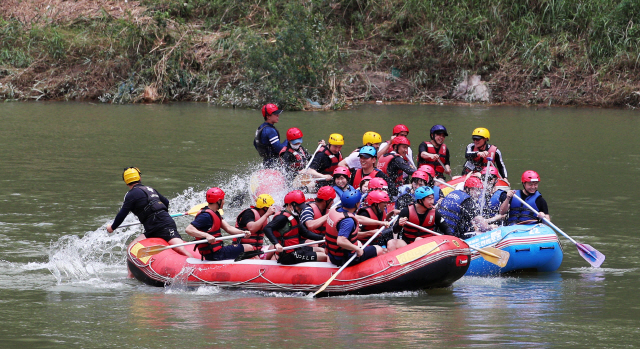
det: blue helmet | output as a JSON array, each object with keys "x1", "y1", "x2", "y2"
[
  {"x1": 414, "y1": 186, "x2": 434, "y2": 200},
  {"x1": 359, "y1": 145, "x2": 377, "y2": 158},
  {"x1": 340, "y1": 190, "x2": 362, "y2": 209},
  {"x1": 430, "y1": 125, "x2": 448, "y2": 139}
]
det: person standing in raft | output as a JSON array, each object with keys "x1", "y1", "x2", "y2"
[
  {"x1": 436, "y1": 177, "x2": 503, "y2": 238},
  {"x1": 324, "y1": 190, "x2": 387, "y2": 266},
  {"x1": 462, "y1": 127, "x2": 508, "y2": 180},
  {"x1": 107, "y1": 167, "x2": 195, "y2": 272},
  {"x1": 377, "y1": 124, "x2": 416, "y2": 169},
  {"x1": 349, "y1": 146, "x2": 390, "y2": 189},
  {"x1": 263, "y1": 190, "x2": 327, "y2": 264},
  {"x1": 254, "y1": 103, "x2": 286, "y2": 168},
  {"x1": 418, "y1": 125, "x2": 451, "y2": 179},
  {"x1": 388, "y1": 186, "x2": 450, "y2": 251},
  {"x1": 184, "y1": 187, "x2": 252, "y2": 261},
  {"x1": 233, "y1": 194, "x2": 277, "y2": 259},
  {"x1": 305, "y1": 133, "x2": 345, "y2": 180},
  {"x1": 338, "y1": 131, "x2": 383, "y2": 170},
  {"x1": 499, "y1": 170, "x2": 549, "y2": 225},
  {"x1": 377, "y1": 136, "x2": 416, "y2": 190},
  {"x1": 279, "y1": 127, "x2": 311, "y2": 180}
]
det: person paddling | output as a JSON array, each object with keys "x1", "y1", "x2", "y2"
[
  {"x1": 305, "y1": 133, "x2": 345, "y2": 180},
  {"x1": 107, "y1": 167, "x2": 194, "y2": 274},
  {"x1": 254, "y1": 103, "x2": 286, "y2": 168},
  {"x1": 356, "y1": 190, "x2": 393, "y2": 246},
  {"x1": 462, "y1": 128, "x2": 508, "y2": 180},
  {"x1": 389, "y1": 186, "x2": 449, "y2": 251},
  {"x1": 263, "y1": 190, "x2": 327, "y2": 264},
  {"x1": 436, "y1": 177, "x2": 502, "y2": 238},
  {"x1": 500, "y1": 170, "x2": 549, "y2": 225},
  {"x1": 233, "y1": 194, "x2": 277, "y2": 258},
  {"x1": 349, "y1": 146, "x2": 390, "y2": 189},
  {"x1": 338, "y1": 131, "x2": 382, "y2": 170},
  {"x1": 299, "y1": 186, "x2": 336, "y2": 239},
  {"x1": 184, "y1": 188, "x2": 252, "y2": 261},
  {"x1": 418, "y1": 125, "x2": 451, "y2": 179},
  {"x1": 279, "y1": 127, "x2": 311, "y2": 180}
]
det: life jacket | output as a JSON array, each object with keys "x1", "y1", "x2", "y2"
[
  {"x1": 483, "y1": 189, "x2": 506, "y2": 218},
  {"x1": 333, "y1": 184, "x2": 355, "y2": 200},
  {"x1": 324, "y1": 208, "x2": 359, "y2": 258},
  {"x1": 418, "y1": 142, "x2": 447, "y2": 175},
  {"x1": 317, "y1": 145, "x2": 343, "y2": 175},
  {"x1": 356, "y1": 205, "x2": 383, "y2": 234},
  {"x1": 463, "y1": 144, "x2": 499, "y2": 175},
  {"x1": 131, "y1": 184, "x2": 168, "y2": 224},
  {"x1": 233, "y1": 207, "x2": 266, "y2": 250},
  {"x1": 401, "y1": 204, "x2": 436, "y2": 243},
  {"x1": 194, "y1": 208, "x2": 223, "y2": 257},
  {"x1": 272, "y1": 211, "x2": 302, "y2": 253},
  {"x1": 437, "y1": 190, "x2": 471, "y2": 235},
  {"x1": 253, "y1": 123, "x2": 280, "y2": 159},
  {"x1": 377, "y1": 152, "x2": 405, "y2": 185},
  {"x1": 306, "y1": 202, "x2": 327, "y2": 235},
  {"x1": 352, "y1": 168, "x2": 382, "y2": 188},
  {"x1": 279, "y1": 145, "x2": 309, "y2": 171},
  {"x1": 507, "y1": 190, "x2": 542, "y2": 225}
]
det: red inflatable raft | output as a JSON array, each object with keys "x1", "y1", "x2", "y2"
[{"x1": 128, "y1": 236, "x2": 471, "y2": 297}]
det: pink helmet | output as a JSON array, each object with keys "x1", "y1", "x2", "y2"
[
  {"x1": 368, "y1": 177, "x2": 388, "y2": 190},
  {"x1": 521, "y1": 170, "x2": 541, "y2": 183},
  {"x1": 417, "y1": 165, "x2": 436, "y2": 178},
  {"x1": 411, "y1": 171, "x2": 429, "y2": 182},
  {"x1": 333, "y1": 166, "x2": 351, "y2": 178}
]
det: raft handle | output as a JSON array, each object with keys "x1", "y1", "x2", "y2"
[
  {"x1": 539, "y1": 246, "x2": 555, "y2": 250},
  {"x1": 515, "y1": 248, "x2": 531, "y2": 253}
]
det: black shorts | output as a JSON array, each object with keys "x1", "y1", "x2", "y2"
[
  {"x1": 329, "y1": 245, "x2": 377, "y2": 266},
  {"x1": 203, "y1": 244, "x2": 245, "y2": 261},
  {"x1": 278, "y1": 246, "x2": 318, "y2": 265},
  {"x1": 144, "y1": 226, "x2": 182, "y2": 242}
]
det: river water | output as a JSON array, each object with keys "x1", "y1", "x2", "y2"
[{"x1": 0, "y1": 102, "x2": 638, "y2": 348}]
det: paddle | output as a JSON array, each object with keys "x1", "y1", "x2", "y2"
[
  {"x1": 115, "y1": 203, "x2": 208, "y2": 229},
  {"x1": 234, "y1": 240, "x2": 325, "y2": 261},
  {"x1": 136, "y1": 233, "x2": 245, "y2": 258},
  {"x1": 313, "y1": 216, "x2": 398, "y2": 297},
  {"x1": 510, "y1": 194, "x2": 605, "y2": 267},
  {"x1": 435, "y1": 178, "x2": 456, "y2": 190},
  {"x1": 403, "y1": 221, "x2": 509, "y2": 267},
  {"x1": 303, "y1": 143, "x2": 324, "y2": 172}
]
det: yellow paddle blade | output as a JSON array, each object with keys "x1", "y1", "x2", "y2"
[
  {"x1": 187, "y1": 203, "x2": 207, "y2": 215},
  {"x1": 136, "y1": 245, "x2": 169, "y2": 258},
  {"x1": 475, "y1": 246, "x2": 510, "y2": 267},
  {"x1": 218, "y1": 208, "x2": 224, "y2": 216}
]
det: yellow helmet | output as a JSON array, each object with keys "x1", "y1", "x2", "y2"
[
  {"x1": 472, "y1": 128, "x2": 490, "y2": 140},
  {"x1": 328, "y1": 133, "x2": 344, "y2": 145},
  {"x1": 362, "y1": 131, "x2": 382, "y2": 145},
  {"x1": 255, "y1": 194, "x2": 275, "y2": 209},
  {"x1": 122, "y1": 167, "x2": 141, "y2": 184}
]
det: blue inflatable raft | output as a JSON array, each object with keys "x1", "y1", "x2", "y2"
[{"x1": 464, "y1": 224, "x2": 563, "y2": 276}]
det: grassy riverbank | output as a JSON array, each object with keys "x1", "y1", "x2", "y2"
[{"x1": 1, "y1": 0, "x2": 639, "y2": 109}]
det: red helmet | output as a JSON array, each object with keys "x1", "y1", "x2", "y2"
[
  {"x1": 366, "y1": 190, "x2": 391, "y2": 205},
  {"x1": 392, "y1": 124, "x2": 409, "y2": 135},
  {"x1": 261, "y1": 103, "x2": 282, "y2": 117},
  {"x1": 417, "y1": 165, "x2": 436, "y2": 178},
  {"x1": 368, "y1": 177, "x2": 388, "y2": 190},
  {"x1": 317, "y1": 186, "x2": 336, "y2": 201},
  {"x1": 521, "y1": 170, "x2": 540, "y2": 183},
  {"x1": 481, "y1": 166, "x2": 500, "y2": 177},
  {"x1": 206, "y1": 187, "x2": 225, "y2": 204},
  {"x1": 333, "y1": 166, "x2": 351, "y2": 178},
  {"x1": 392, "y1": 136, "x2": 410, "y2": 147},
  {"x1": 464, "y1": 176, "x2": 484, "y2": 189},
  {"x1": 411, "y1": 171, "x2": 429, "y2": 182},
  {"x1": 286, "y1": 127, "x2": 303, "y2": 141},
  {"x1": 284, "y1": 190, "x2": 306, "y2": 205}
]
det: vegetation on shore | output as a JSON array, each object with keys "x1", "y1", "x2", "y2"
[{"x1": 1, "y1": 0, "x2": 640, "y2": 109}]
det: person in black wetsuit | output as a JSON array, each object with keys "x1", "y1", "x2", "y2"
[{"x1": 107, "y1": 168, "x2": 194, "y2": 275}]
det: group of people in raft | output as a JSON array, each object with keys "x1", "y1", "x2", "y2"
[{"x1": 107, "y1": 103, "x2": 551, "y2": 271}]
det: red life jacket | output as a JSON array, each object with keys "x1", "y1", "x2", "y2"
[
  {"x1": 377, "y1": 152, "x2": 404, "y2": 185},
  {"x1": 272, "y1": 211, "x2": 301, "y2": 254},
  {"x1": 306, "y1": 203, "x2": 327, "y2": 235},
  {"x1": 279, "y1": 145, "x2": 309, "y2": 171},
  {"x1": 352, "y1": 168, "x2": 382, "y2": 188},
  {"x1": 324, "y1": 208, "x2": 359, "y2": 258},
  {"x1": 234, "y1": 207, "x2": 266, "y2": 250},
  {"x1": 194, "y1": 208, "x2": 223, "y2": 256},
  {"x1": 418, "y1": 142, "x2": 447, "y2": 175},
  {"x1": 356, "y1": 205, "x2": 383, "y2": 241},
  {"x1": 318, "y1": 145, "x2": 343, "y2": 175},
  {"x1": 401, "y1": 204, "x2": 436, "y2": 243},
  {"x1": 473, "y1": 144, "x2": 498, "y2": 166}
]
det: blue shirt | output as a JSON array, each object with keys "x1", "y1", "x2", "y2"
[
  {"x1": 190, "y1": 211, "x2": 215, "y2": 232},
  {"x1": 257, "y1": 122, "x2": 287, "y2": 160},
  {"x1": 336, "y1": 207, "x2": 357, "y2": 238}
]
